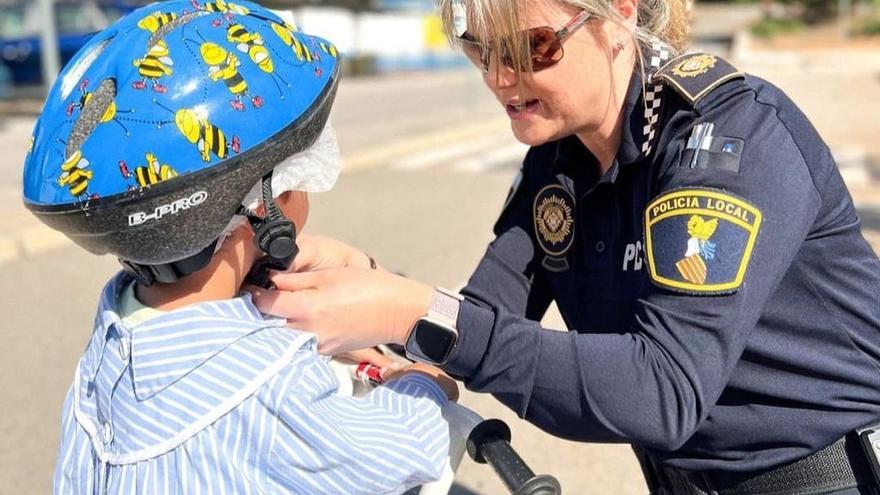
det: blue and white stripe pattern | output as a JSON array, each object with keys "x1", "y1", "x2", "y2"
[{"x1": 54, "y1": 273, "x2": 450, "y2": 494}]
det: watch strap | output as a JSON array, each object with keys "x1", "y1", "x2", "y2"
[{"x1": 429, "y1": 287, "x2": 463, "y2": 327}]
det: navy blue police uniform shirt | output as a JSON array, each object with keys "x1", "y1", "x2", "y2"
[{"x1": 443, "y1": 54, "x2": 880, "y2": 473}]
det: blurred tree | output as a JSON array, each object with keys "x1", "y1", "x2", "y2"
[
  {"x1": 785, "y1": 0, "x2": 837, "y2": 22},
  {"x1": 755, "y1": 0, "x2": 859, "y2": 23}
]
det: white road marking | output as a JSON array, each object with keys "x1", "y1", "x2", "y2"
[
  {"x1": 454, "y1": 143, "x2": 530, "y2": 173},
  {"x1": 341, "y1": 118, "x2": 510, "y2": 172},
  {"x1": 391, "y1": 132, "x2": 516, "y2": 171}
]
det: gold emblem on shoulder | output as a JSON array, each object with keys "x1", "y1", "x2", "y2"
[
  {"x1": 675, "y1": 215, "x2": 719, "y2": 285},
  {"x1": 672, "y1": 54, "x2": 717, "y2": 79},
  {"x1": 536, "y1": 194, "x2": 573, "y2": 246}
]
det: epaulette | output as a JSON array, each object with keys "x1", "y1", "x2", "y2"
[{"x1": 652, "y1": 53, "x2": 745, "y2": 106}]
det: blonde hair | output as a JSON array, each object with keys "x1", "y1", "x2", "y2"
[{"x1": 437, "y1": 0, "x2": 690, "y2": 75}]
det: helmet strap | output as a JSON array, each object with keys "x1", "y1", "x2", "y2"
[
  {"x1": 120, "y1": 238, "x2": 219, "y2": 287},
  {"x1": 120, "y1": 174, "x2": 298, "y2": 288},
  {"x1": 242, "y1": 172, "x2": 299, "y2": 289}
]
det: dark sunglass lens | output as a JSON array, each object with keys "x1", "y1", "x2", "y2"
[
  {"x1": 529, "y1": 27, "x2": 563, "y2": 70},
  {"x1": 500, "y1": 45, "x2": 515, "y2": 70},
  {"x1": 529, "y1": 27, "x2": 555, "y2": 49}
]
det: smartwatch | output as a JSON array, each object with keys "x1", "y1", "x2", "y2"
[{"x1": 404, "y1": 287, "x2": 464, "y2": 365}]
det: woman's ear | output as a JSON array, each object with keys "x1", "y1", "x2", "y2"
[
  {"x1": 615, "y1": 0, "x2": 639, "y2": 28},
  {"x1": 606, "y1": 0, "x2": 638, "y2": 54}
]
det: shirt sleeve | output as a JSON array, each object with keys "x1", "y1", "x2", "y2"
[
  {"x1": 267, "y1": 354, "x2": 450, "y2": 494},
  {"x1": 53, "y1": 386, "x2": 97, "y2": 495},
  {"x1": 458, "y1": 162, "x2": 554, "y2": 335},
  {"x1": 445, "y1": 87, "x2": 825, "y2": 450}
]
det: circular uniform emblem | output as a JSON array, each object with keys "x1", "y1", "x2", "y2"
[
  {"x1": 533, "y1": 185, "x2": 575, "y2": 257},
  {"x1": 672, "y1": 54, "x2": 717, "y2": 79}
]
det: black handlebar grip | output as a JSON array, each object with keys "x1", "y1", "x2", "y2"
[{"x1": 466, "y1": 419, "x2": 562, "y2": 495}]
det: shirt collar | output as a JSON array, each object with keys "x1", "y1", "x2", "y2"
[
  {"x1": 80, "y1": 274, "x2": 126, "y2": 382},
  {"x1": 87, "y1": 272, "x2": 286, "y2": 400},
  {"x1": 616, "y1": 69, "x2": 650, "y2": 166}
]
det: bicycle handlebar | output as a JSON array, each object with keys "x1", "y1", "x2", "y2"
[{"x1": 466, "y1": 419, "x2": 562, "y2": 495}]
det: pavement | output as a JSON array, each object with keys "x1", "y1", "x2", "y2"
[{"x1": 2, "y1": 7, "x2": 880, "y2": 494}]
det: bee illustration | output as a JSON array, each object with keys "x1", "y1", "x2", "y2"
[
  {"x1": 133, "y1": 40, "x2": 174, "y2": 93},
  {"x1": 57, "y1": 150, "x2": 93, "y2": 198},
  {"x1": 175, "y1": 108, "x2": 240, "y2": 162},
  {"x1": 119, "y1": 153, "x2": 178, "y2": 189},
  {"x1": 137, "y1": 11, "x2": 177, "y2": 33},
  {"x1": 225, "y1": 23, "x2": 288, "y2": 94},
  {"x1": 319, "y1": 42, "x2": 338, "y2": 58},
  {"x1": 66, "y1": 79, "x2": 134, "y2": 134},
  {"x1": 227, "y1": 24, "x2": 272, "y2": 72},
  {"x1": 197, "y1": 0, "x2": 249, "y2": 15},
  {"x1": 200, "y1": 42, "x2": 263, "y2": 110},
  {"x1": 270, "y1": 22, "x2": 313, "y2": 63},
  {"x1": 155, "y1": 101, "x2": 241, "y2": 162},
  {"x1": 191, "y1": 0, "x2": 249, "y2": 26}
]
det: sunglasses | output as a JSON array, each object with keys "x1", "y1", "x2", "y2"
[{"x1": 459, "y1": 10, "x2": 592, "y2": 73}]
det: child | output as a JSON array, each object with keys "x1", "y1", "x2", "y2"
[{"x1": 23, "y1": 2, "x2": 456, "y2": 493}]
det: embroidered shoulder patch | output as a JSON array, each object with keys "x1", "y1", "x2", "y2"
[
  {"x1": 644, "y1": 189, "x2": 761, "y2": 294},
  {"x1": 653, "y1": 53, "x2": 745, "y2": 105}
]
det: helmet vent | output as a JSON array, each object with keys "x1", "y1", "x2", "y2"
[
  {"x1": 148, "y1": 11, "x2": 207, "y2": 48},
  {"x1": 67, "y1": 78, "x2": 117, "y2": 157},
  {"x1": 60, "y1": 38, "x2": 112, "y2": 100}
]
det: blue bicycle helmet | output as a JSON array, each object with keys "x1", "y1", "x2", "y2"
[{"x1": 22, "y1": 0, "x2": 339, "y2": 285}]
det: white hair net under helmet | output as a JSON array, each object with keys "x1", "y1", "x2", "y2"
[{"x1": 218, "y1": 122, "x2": 341, "y2": 245}]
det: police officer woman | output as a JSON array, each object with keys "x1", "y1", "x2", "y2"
[{"x1": 251, "y1": 0, "x2": 880, "y2": 493}]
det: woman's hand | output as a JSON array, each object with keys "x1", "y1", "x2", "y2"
[
  {"x1": 292, "y1": 234, "x2": 379, "y2": 272},
  {"x1": 249, "y1": 268, "x2": 433, "y2": 355}
]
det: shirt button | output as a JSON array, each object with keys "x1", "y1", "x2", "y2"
[
  {"x1": 101, "y1": 422, "x2": 113, "y2": 445},
  {"x1": 595, "y1": 241, "x2": 606, "y2": 253},
  {"x1": 118, "y1": 337, "x2": 130, "y2": 362}
]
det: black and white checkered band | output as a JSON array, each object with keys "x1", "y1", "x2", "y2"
[{"x1": 641, "y1": 41, "x2": 672, "y2": 157}]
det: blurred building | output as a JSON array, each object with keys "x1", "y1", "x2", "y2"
[
  {"x1": 0, "y1": 0, "x2": 149, "y2": 86},
  {"x1": 266, "y1": 0, "x2": 465, "y2": 73},
  {"x1": 0, "y1": 0, "x2": 463, "y2": 90}
]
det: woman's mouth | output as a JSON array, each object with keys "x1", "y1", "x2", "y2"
[{"x1": 505, "y1": 99, "x2": 540, "y2": 120}]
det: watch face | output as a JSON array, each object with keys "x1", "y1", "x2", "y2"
[{"x1": 410, "y1": 319, "x2": 457, "y2": 364}]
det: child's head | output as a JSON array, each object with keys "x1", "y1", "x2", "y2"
[
  {"x1": 22, "y1": 0, "x2": 341, "y2": 287},
  {"x1": 215, "y1": 120, "x2": 341, "y2": 276}
]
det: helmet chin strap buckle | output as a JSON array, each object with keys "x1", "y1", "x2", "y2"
[{"x1": 242, "y1": 172, "x2": 299, "y2": 289}]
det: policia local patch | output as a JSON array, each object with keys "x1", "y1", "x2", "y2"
[{"x1": 645, "y1": 189, "x2": 762, "y2": 294}]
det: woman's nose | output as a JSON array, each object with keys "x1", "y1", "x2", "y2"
[
  {"x1": 483, "y1": 61, "x2": 518, "y2": 90},
  {"x1": 483, "y1": 57, "x2": 517, "y2": 90}
]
